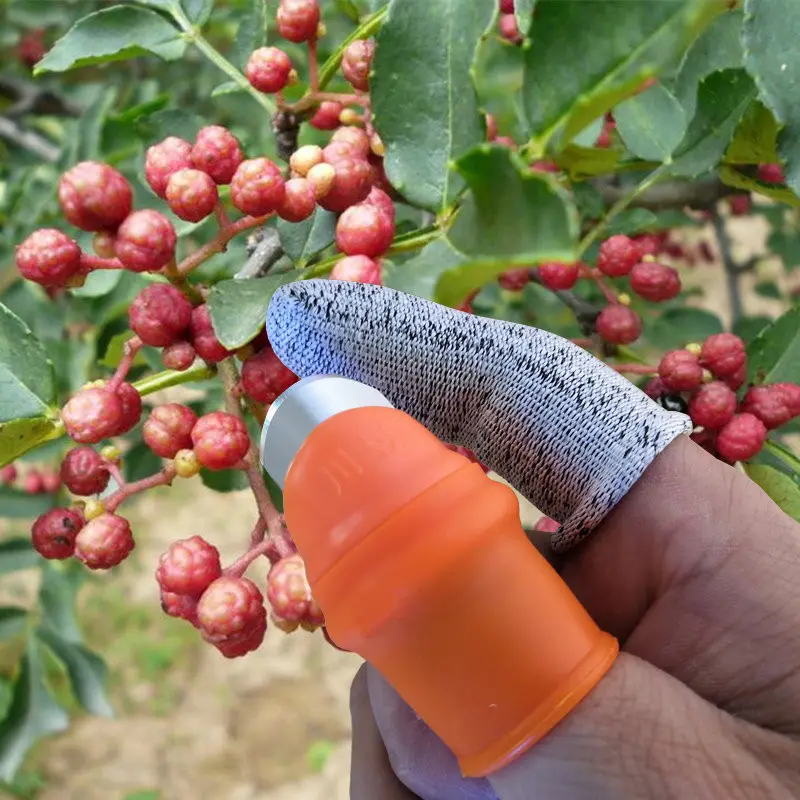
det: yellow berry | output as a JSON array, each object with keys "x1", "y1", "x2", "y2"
[
  {"x1": 100, "y1": 445, "x2": 121, "y2": 462},
  {"x1": 173, "y1": 449, "x2": 200, "y2": 479},
  {"x1": 641, "y1": 254, "x2": 656, "y2": 263},
  {"x1": 316, "y1": 22, "x2": 327, "y2": 38},
  {"x1": 339, "y1": 108, "x2": 360, "y2": 126},
  {"x1": 272, "y1": 614, "x2": 300, "y2": 633},
  {"x1": 289, "y1": 145, "x2": 323, "y2": 177},
  {"x1": 617, "y1": 293, "x2": 631, "y2": 306},
  {"x1": 685, "y1": 342, "x2": 702, "y2": 357},
  {"x1": 370, "y1": 132, "x2": 385, "y2": 158},
  {"x1": 306, "y1": 163, "x2": 336, "y2": 200},
  {"x1": 84, "y1": 498, "x2": 105, "y2": 521}
]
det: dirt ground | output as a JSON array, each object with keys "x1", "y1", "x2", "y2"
[{"x1": 3, "y1": 211, "x2": 794, "y2": 800}]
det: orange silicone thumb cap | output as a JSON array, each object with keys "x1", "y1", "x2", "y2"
[{"x1": 261, "y1": 376, "x2": 619, "y2": 777}]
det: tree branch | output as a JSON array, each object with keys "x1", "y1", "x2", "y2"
[
  {"x1": 710, "y1": 208, "x2": 743, "y2": 326},
  {"x1": 594, "y1": 176, "x2": 737, "y2": 212},
  {"x1": 235, "y1": 227, "x2": 285, "y2": 280},
  {"x1": 0, "y1": 117, "x2": 59, "y2": 162}
]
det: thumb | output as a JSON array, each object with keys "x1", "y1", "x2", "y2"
[{"x1": 365, "y1": 656, "x2": 739, "y2": 800}]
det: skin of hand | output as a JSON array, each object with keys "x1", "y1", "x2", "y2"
[{"x1": 350, "y1": 434, "x2": 800, "y2": 799}]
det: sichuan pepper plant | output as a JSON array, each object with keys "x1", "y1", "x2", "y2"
[{"x1": 1, "y1": 0, "x2": 800, "y2": 782}]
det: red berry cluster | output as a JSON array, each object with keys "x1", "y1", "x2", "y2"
[
  {"x1": 644, "y1": 334, "x2": 800, "y2": 463},
  {"x1": 1, "y1": 463, "x2": 61, "y2": 494}
]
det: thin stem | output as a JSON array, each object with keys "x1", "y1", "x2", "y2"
[
  {"x1": 80, "y1": 253, "x2": 124, "y2": 271},
  {"x1": 217, "y1": 360, "x2": 284, "y2": 539},
  {"x1": 214, "y1": 201, "x2": 231, "y2": 228},
  {"x1": 710, "y1": 208, "x2": 743, "y2": 326},
  {"x1": 589, "y1": 271, "x2": 620, "y2": 304},
  {"x1": 177, "y1": 214, "x2": 271, "y2": 276},
  {"x1": 611, "y1": 363, "x2": 657, "y2": 376},
  {"x1": 173, "y1": 8, "x2": 276, "y2": 116},
  {"x1": 287, "y1": 91, "x2": 362, "y2": 115},
  {"x1": 106, "y1": 461, "x2": 126, "y2": 489},
  {"x1": 308, "y1": 38, "x2": 319, "y2": 92},
  {"x1": 224, "y1": 537, "x2": 274, "y2": 578},
  {"x1": 105, "y1": 465, "x2": 176, "y2": 513},
  {"x1": 107, "y1": 336, "x2": 143, "y2": 391},
  {"x1": 578, "y1": 168, "x2": 665, "y2": 257},
  {"x1": 132, "y1": 362, "x2": 216, "y2": 397}
]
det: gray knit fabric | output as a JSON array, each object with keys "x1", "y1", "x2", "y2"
[{"x1": 266, "y1": 280, "x2": 692, "y2": 553}]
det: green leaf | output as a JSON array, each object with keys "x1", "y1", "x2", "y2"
[
  {"x1": 38, "y1": 561, "x2": 85, "y2": 645},
  {"x1": 182, "y1": 0, "x2": 213, "y2": 25},
  {"x1": 606, "y1": 208, "x2": 659, "y2": 237},
  {"x1": 745, "y1": 463, "x2": 800, "y2": 520},
  {"x1": 0, "y1": 487, "x2": 55, "y2": 520},
  {"x1": 648, "y1": 307, "x2": 724, "y2": 350},
  {"x1": 101, "y1": 333, "x2": 148, "y2": 370},
  {"x1": 136, "y1": 109, "x2": 206, "y2": 147},
  {"x1": 669, "y1": 69, "x2": 756, "y2": 177},
  {"x1": 734, "y1": 314, "x2": 772, "y2": 342},
  {"x1": 383, "y1": 239, "x2": 466, "y2": 301},
  {"x1": 0, "y1": 304, "x2": 57, "y2": 423},
  {"x1": 35, "y1": 6, "x2": 186, "y2": 75},
  {"x1": 199, "y1": 468, "x2": 249, "y2": 493},
  {"x1": 747, "y1": 304, "x2": 800, "y2": 385},
  {"x1": 36, "y1": 627, "x2": 113, "y2": 718},
  {"x1": 718, "y1": 165, "x2": 800, "y2": 207},
  {"x1": 553, "y1": 144, "x2": 623, "y2": 180},
  {"x1": 522, "y1": 0, "x2": 721, "y2": 149},
  {"x1": 0, "y1": 636, "x2": 70, "y2": 783},
  {"x1": 0, "y1": 418, "x2": 63, "y2": 473},
  {"x1": 615, "y1": 84, "x2": 687, "y2": 161},
  {"x1": 754, "y1": 280, "x2": 782, "y2": 300},
  {"x1": 440, "y1": 146, "x2": 578, "y2": 305},
  {"x1": 230, "y1": 0, "x2": 268, "y2": 70},
  {"x1": 0, "y1": 609, "x2": 27, "y2": 641},
  {"x1": 0, "y1": 540, "x2": 39, "y2": 577},
  {"x1": 515, "y1": 0, "x2": 536, "y2": 36},
  {"x1": 123, "y1": 442, "x2": 162, "y2": 483},
  {"x1": 76, "y1": 87, "x2": 118, "y2": 163},
  {"x1": 742, "y1": 0, "x2": 800, "y2": 197},
  {"x1": 724, "y1": 101, "x2": 780, "y2": 165},
  {"x1": 335, "y1": 0, "x2": 361, "y2": 22},
  {"x1": 277, "y1": 209, "x2": 337, "y2": 264},
  {"x1": 371, "y1": 0, "x2": 495, "y2": 210},
  {"x1": 210, "y1": 81, "x2": 244, "y2": 98},
  {"x1": 263, "y1": 470, "x2": 284, "y2": 514},
  {"x1": 207, "y1": 273, "x2": 307, "y2": 350},
  {"x1": 672, "y1": 9, "x2": 743, "y2": 119}
]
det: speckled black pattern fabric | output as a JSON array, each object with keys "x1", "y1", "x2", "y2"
[{"x1": 266, "y1": 280, "x2": 692, "y2": 553}]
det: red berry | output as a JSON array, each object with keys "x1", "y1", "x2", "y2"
[
  {"x1": 700, "y1": 333, "x2": 746, "y2": 379},
  {"x1": 156, "y1": 535, "x2": 221, "y2": 598},
  {"x1": 688, "y1": 381, "x2": 737, "y2": 429},
  {"x1": 0, "y1": 464, "x2": 17, "y2": 486},
  {"x1": 58, "y1": 161, "x2": 133, "y2": 232},
  {"x1": 595, "y1": 305, "x2": 642, "y2": 345},
  {"x1": 41, "y1": 470, "x2": 62, "y2": 494},
  {"x1": 241, "y1": 347, "x2": 299, "y2": 405},
  {"x1": 190, "y1": 126, "x2": 244, "y2": 185},
  {"x1": 75, "y1": 513, "x2": 135, "y2": 569},
  {"x1": 331, "y1": 126, "x2": 372, "y2": 159},
  {"x1": 716, "y1": 413, "x2": 767, "y2": 463},
  {"x1": 191, "y1": 411, "x2": 250, "y2": 471},
  {"x1": 196, "y1": 576, "x2": 266, "y2": 644},
  {"x1": 330, "y1": 255, "x2": 381, "y2": 285},
  {"x1": 143, "y1": 403, "x2": 198, "y2": 459},
  {"x1": 310, "y1": 101, "x2": 343, "y2": 130},
  {"x1": 112, "y1": 382, "x2": 142, "y2": 437},
  {"x1": 31, "y1": 507, "x2": 84, "y2": 559},
  {"x1": 165, "y1": 169, "x2": 219, "y2": 223},
  {"x1": 658, "y1": 349, "x2": 704, "y2": 393},
  {"x1": 633, "y1": 233, "x2": 665, "y2": 257},
  {"x1": 24, "y1": 471, "x2": 45, "y2": 494},
  {"x1": 443, "y1": 443, "x2": 490, "y2": 474},
  {"x1": 62, "y1": 387, "x2": 123, "y2": 444},
  {"x1": 190, "y1": 304, "x2": 231, "y2": 363},
  {"x1": 485, "y1": 113, "x2": 498, "y2": 142},
  {"x1": 276, "y1": 0, "x2": 320, "y2": 43},
  {"x1": 341, "y1": 39, "x2": 375, "y2": 92},
  {"x1": 16, "y1": 228, "x2": 82, "y2": 287},
  {"x1": 364, "y1": 186, "x2": 395, "y2": 223},
  {"x1": 317, "y1": 157, "x2": 373, "y2": 213},
  {"x1": 722, "y1": 362, "x2": 748, "y2": 392},
  {"x1": 728, "y1": 194, "x2": 751, "y2": 216},
  {"x1": 499, "y1": 13, "x2": 521, "y2": 42},
  {"x1": 162, "y1": 341, "x2": 196, "y2": 371},
  {"x1": 114, "y1": 210, "x2": 177, "y2": 272},
  {"x1": 17, "y1": 29, "x2": 47, "y2": 68},
  {"x1": 597, "y1": 234, "x2": 642, "y2": 278},
  {"x1": 245, "y1": 46, "x2": 293, "y2": 93},
  {"x1": 533, "y1": 516, "x2": 560, "y2": 534},
  {"x1": 538, "y1": 262, "x2": 579, "y2": 291},
  {"x1": 629, "y1": 261, "x2": 681, "y2": 302},
  {"x1": 277, "y1": 178, "x2": 316, "y2": 222},
  {"x1": 267, "y1": 554, "x2": 319, "y2": 623},
  {"x1": 145, "y1": 137, "x2": 192, "y2": 198},
  {"x1": 215, "y1": 616, "x2": 267, "y2": 658},
  {"x1": 60, "y1": 446, "x2": 109, "y2": 496},
  {"x1": 757, "y1": 163, "x2": 784, "y2": 184},
  {"x1": 93, "y1": 232, "x2": 116, "y2": 258},
  {"x1": 772, "y1": 383, "x2": 800, "y2": 417},
  {"x1": 230, "y1": 158, "x2": 286, "y2": 217},
  {"x1": 322, "y1": 141, "x2": 360, "y2": 166},
  {"x1": 643, "y1": 377, "x2": 666, "y2": 400},
  {"x1": 499, "y1": 0, "x2": 515, "y2": 10},
  {"x1": 690, "y1": 429, "x2": 717, "y2": 455},
  {"x1": 161, "y1": 590, "x2": 199, "y2": 625},
  {"x1": 498, "y1": 268, "x2": 531, "y2": 291},
  {"x1": 129, "y1": 283, "x2": 193, "y2": 347},
  {"x1": 740, "y1": 386, "x2": 792, "y2": 430},
  {"x1": 336, "y1": 202, "x2": 394, "y2": 258}
]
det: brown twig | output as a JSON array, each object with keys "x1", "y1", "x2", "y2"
[
  {"x1": 105, "y1": 465, "x2": 177, "y2": 513},
  {"x1": 107, "y1": 336, "x2": 143, "y2": 391},
  {"x1": 177, "y1": 214, "x2": 271, "y2": 276}
]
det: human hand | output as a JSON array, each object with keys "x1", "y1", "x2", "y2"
[{"x1": 266, "y1": 279, "x2": 800, "y2": 799}]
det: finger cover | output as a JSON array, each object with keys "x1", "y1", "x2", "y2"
[{"x1": 266, "y1": 280, "x2": 691, "y2": 552}]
